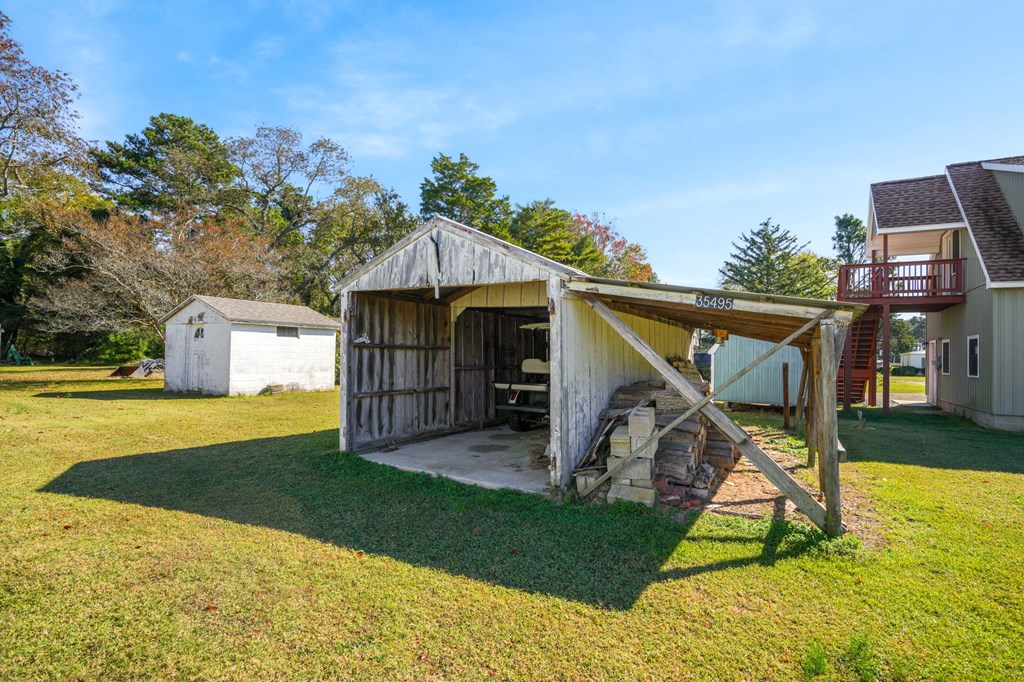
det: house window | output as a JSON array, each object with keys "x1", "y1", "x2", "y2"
[
  {"x1": 941, "y1": 339, "x2": 951, "y2": 375},
  {"x1": 952, "y1": 230, "x2": 961, "y2": 259},
  {"x1": 193, "y1": 327, "x2": 204, "y2": 340},
  {"x1": 967, "y1": 335, "x2": 979, "y2": 378},
  {"x1": 276, "y1": 326, "x2": 299, "y2": 338}
]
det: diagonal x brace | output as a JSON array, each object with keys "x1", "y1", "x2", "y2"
[{"x1": 577, "y1": 293, "x2": 836, "y2": 535}]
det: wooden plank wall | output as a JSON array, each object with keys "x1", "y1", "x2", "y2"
[
  {"x1": 453, "y1": 309, "x2": 548, "y2": 425},
  {"x1": 348, "y1": 293, "x2": 451, "y2": 447},
  {"x1": 555, "y1": 296, "x2": 693, "y2": 486}
]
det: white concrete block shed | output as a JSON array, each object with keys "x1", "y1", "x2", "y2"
[
  {"x1": 337, "y1": 217, "x2": 863, "y2": 535},
  {"x1": 161, "y1": 295, "x2": 339, "y2": 396}
]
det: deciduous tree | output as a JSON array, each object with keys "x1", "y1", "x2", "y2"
[
  {"x1": 31, "y1": 206, "x2": 284, "y2": 342},
  {"x1": 571, "y1": 212, "x2": 657, "y2": 282}
]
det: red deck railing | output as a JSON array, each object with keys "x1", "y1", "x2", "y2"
[{"x1": 837, "y1": 259, "x2": 965, "y2": 301}]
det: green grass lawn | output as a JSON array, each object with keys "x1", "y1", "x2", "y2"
[
  {"x1": 2, "y1": 367, "x2": 1022, "y2": 680},
  {"x1": 876, "y1": 374, "x2": 926, "y2": 395}
]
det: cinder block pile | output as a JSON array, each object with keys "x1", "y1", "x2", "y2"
[{"x1": 606, "y1": 406, "x2": 659, "y2": 507}]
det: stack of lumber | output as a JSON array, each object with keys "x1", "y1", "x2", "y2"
[{"x1": 576, "y1": 358, "x2": 743, "y2": 507}]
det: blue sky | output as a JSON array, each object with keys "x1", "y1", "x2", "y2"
[{"x1": 8, "y1": 1, "x2": 1024, "y2": 286}]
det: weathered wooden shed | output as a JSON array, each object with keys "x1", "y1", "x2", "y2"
[{"x1": 338, "y1": 217, "x2": 865, "y2": 535}]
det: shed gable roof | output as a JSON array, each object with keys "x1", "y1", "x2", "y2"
[
  {"x1": 160, "y1": 295, "x2": 339, "y2": 329},
  {"x1": 337, "y1": 216, "x2": 584, "y2": 293}
]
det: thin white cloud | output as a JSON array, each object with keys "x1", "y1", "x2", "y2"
[
  {"x1": 256, "y1": 35, "x2": 285, "y2": 58},
  {"x1": 207, "y1": 55, "x2": 248, "y2": 83}
]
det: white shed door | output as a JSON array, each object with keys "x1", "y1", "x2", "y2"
[{"x1": 187, "y1": 325, "x2": 205, "y2": 392}]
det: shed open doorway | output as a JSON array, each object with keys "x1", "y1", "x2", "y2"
[{"x1": 344, "y1": 286, "x2": 555, "y2": 494}]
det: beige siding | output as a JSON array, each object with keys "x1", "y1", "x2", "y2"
[
  {"x1": 554, "y1": 294, "x2": 692, "y2": 486},
  {"x1": 450, "y1": 282, "x2": 547, "y2": 313}
]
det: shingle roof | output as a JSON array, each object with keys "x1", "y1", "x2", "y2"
[
  {"x1": 946, "y1": 157, "x2": 1024, "y2": 283},
  {"x1": 871, "y1": 174, "x2": 963, "y2": 228},
  {"x1": 170, "y1": 295, "x2": 339, "y2": 329}
]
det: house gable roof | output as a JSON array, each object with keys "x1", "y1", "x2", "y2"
[
  {"x1": 946, "y1": 156, "x2": 1024, "y2": 283},
  {"x1": 870, "y1": 156, "x2": 1024, "y2": 285},
  {"x1": 870, "y1": 174, "x2": 964, "y2": 229},
  {"x1": 160, "y1": 295, "x2": 339, "y2": 329}
]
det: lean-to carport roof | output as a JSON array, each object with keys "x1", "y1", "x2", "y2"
[
  {"x1": 337, "y1": 215, "x2": 865, "y2": 346},
  {"x1": 566, "y1": 277, "x2": 865, "y2": 348}
]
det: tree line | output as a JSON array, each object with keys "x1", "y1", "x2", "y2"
[{"x1": 0, "y1": 13, "x2": 654, "y2": 361}]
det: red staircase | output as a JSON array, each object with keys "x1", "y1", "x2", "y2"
[{"x1": 836, "y1": 308, "x2": 879, "y2": 404}]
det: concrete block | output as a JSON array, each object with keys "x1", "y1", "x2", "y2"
[
  {"x1": 610, "y1": 426, "x2": 631, "y2": 457},
  {"x1": 631, "y1": 479, "x2": 654, "y2": 489},
  {"x1": 607, "y1": 484, "x2": 657, "y2": 507},
  {"x1": 607, "y1": 456, "x2": 653, "y2": 479},
  {"x1": 611, "y1": 477, "x2": 632, "y2": 486},
  {"x1": 630, "y1": 434, "x2": 659, "y2": 457},
  {"x1": 628, "y1": 407, "x2": 656, "y2": 436},
  {"x1": 575, "y1": 473, "x2": 597, "y2": 496}
]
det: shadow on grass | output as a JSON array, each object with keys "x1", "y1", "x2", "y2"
[
  {"x1": 40, "y1": 430, "x2": 831, "y2": 609},
  {"x1": 34, "y1": 387, "x2": 217, "y2": 401},
  {"x1": 838, "y1": 406, "x2": 1024, "y2": 474}
]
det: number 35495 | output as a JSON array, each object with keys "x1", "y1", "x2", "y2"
[{"x1": 695, "y1": 295, "x2": 734, "y2": 310}]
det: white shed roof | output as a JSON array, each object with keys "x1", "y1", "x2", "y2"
[{"x1": 160, "y1": 295, "x2": 339, "y2": 329}]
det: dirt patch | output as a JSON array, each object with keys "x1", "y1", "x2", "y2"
[
  {"x1": 702, "y1": 429, "x2": 885, "y2": 548},
  {"x1": 523, "y1": 428, "x2": 550, "y2": 470}
]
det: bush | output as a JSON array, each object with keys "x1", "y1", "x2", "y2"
[
  {"x1": 88, "y1": 328, "x2": 164, "y2": 363},
  {"x1": 891, "y1": 365, "x2": 920, "y2": 376}
]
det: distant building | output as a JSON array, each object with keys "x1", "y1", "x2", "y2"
[
  {"x1": 160, "y1": 295, "x2": 338, "y2": 396},
  {"x1": 708, "y1": 335, "x2": 804, "y2": 406},
  {"x1": 899, "y1": 350, "x2": 926, "y2": 371}
]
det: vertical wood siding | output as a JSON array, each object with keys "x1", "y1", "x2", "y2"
[
  {"x1": 453, "y1": 309, "x2": 548, "y2": 425},
  {"x1": 555, "y1": 293, "x2": 692, "y2": 486},
  {"x1": 347, "y1": 293, "x2": 451, "y2": 447}
]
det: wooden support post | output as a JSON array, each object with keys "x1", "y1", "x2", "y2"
[
  {"x1": 882, "y1": 303, "x2": 891, "y2": 416},
  {"x1": 806, "y1": 343, "x2": 817, "y2": 468},
  {"x1": 782, "y1": 362, "x2": 791, "y2": 429},
  {"x1": 868, "y1": 318, "x2": 877, "y2": 408},
  {"x1": 815, "y1": 319, "x2": 843, "y2": 537},
  {"x1": 842, "y1": 323, "x2": 853, "y2": 412},
  {"x1": 794, "y1": 350, "x2": 809, "y2": 431},
  {"x1": 578, "y1": 293, "x2": 831, "y2": 533}
]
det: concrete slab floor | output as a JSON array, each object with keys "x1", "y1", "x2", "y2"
[{"x1": 360, "y1": 425, "x2": 552, "y2": 494}]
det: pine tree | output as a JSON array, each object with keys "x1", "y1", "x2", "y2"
[
  {"x1": 419, "y1": 153, "x2": 512, "y2": 239},
  {"x1": 719, "y1": 218, "x2": 837, "y2": 299},
  {"x1": 832, "y1": 213, "x2": 867, "y2": 264}
]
